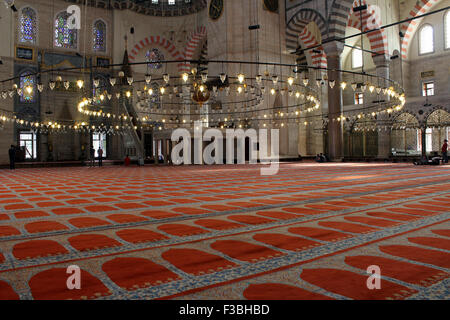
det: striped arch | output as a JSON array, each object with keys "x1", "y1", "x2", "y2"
[
  {"x1": 286, "y1": 9, "x2": 327, "y2": 51},
  {"x1": 298, "y1": 28, "x2": 328, "y2": 68},
  {"x1": 347, "y1": 0, "x2": 388, "y2": 55},
  {"x1": 178, "y1": 26, "x2": 207, "y2": 73},
  {"x1": 400, "y1": 0, "x2": 440, "y2": 59},
  {"x1": 328, "y1": 0, "x2": 354, "y2": 41},
  {"x1": 128, "y1": 35, "x2": 184, "y2": 63}
]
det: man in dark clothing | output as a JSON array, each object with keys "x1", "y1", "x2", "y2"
[
  {"x1": 443, "y1": 139, "x2": 448, "y2": 164},
  {"x1": 98, "y1": 148, "x2": 103, "y2": 167},
  {"x1": 89, "y1": 146, "x2": 95, "y2": 167},
  {"x1": 8, "y1": 145, "x2": 16, "y2": 170}
]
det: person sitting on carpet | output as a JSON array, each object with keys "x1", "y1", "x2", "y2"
[
  {"x1": 315, "y1": 153, "x2": 326, "y2": 163},
  {"x1": 431, "y1": 152, "x2": 441, "y2": 165}
]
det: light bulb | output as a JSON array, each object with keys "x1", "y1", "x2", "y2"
[
  {"x1": 160, "y1": 87, "x2": 165, "y2": 95},
  {"x1": 302, "y1": 78, "x2": 309, "y2": 86},
  {"x1": 109, "y1": 78, "x2": 116, "y2": 86},
  {"x1": 270, "y1": 88, "x2": 276, "y2": 95},
  {"x1": 201, "y1": 73, "x2": 208, "y2": 83},
  {"x1": 148, "y1": 88, "x2": 153, "y2": 95},
  {"x1": 340, "y1": 81, "x2": 347, "y2": 90},
  {"x1": 272, "y1": 75, "x2": 278, "y2": 85},
  {"x1": 26, "y1": 86, "x2": 33, "y2": 94},
  {"x1": 220, "y1": 73, "x2": 227, "y2": 83},
  {"x1": 126, "y1": 91, "x2": 131, "y2": 98},
  {"x1": 145, "y1": 74, "x2": 152, "y2": 84},
  {"x1": 287, "y1": 77, "x2": 294, "y2": 86},
  {"x1": 237, "y1": 73, "x2": 245, "y2": 84},
  {"x1": 181, "y1": 73, "x2": 189, "y2": 83},
  {"x1": 127, "y1": 77, "x2": 134, "y2": 85},
  {"x1": 256, "y1": 75, "x2": 262, "y2": 84}
]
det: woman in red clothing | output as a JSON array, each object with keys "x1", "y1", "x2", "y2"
[{"x1": 124, "y1": 155, "x2": 131, "y2": 166}]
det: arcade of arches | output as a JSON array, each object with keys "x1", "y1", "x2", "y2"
[{"x1": 0, "y1": 0, "x2": 448, "y2": 301}]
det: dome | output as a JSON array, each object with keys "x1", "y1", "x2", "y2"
[{"x1": 64, "y1": 0, "x2": 207, "y2": 17}]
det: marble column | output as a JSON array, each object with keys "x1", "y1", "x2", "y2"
[
  {"x1": 162, "y1": 139, "x2": 168, "y2": 165},
  {"x1": 323, "y1": 43, "x2": 344, "y2": 160},
  {"x1": 374, "y1": 54, "x2": 391, "y2": 159}
]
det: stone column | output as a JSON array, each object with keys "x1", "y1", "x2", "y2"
[
  {"x1": 323, "y1": 43, "x2": 344, "y2": 161},
  {"x1": 374, "y1": 55, "x2": 391, "y2": 159},
  {"x1": 154, "y1": 139, "x2": 159, "y2": 165},
  {"x1": 420, "y1": 125, "x2": 427, "y2": 157},
  {"x1": 162, "y1": 139, "x2": 168, "y2": 165}
]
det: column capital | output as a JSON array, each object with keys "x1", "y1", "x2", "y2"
[
  {"x1": 372, "y1": 54, "x2": 390, "y2": 68},
  {"x1": 323, "y1": 42, "x2": 345, "y2": 57}
]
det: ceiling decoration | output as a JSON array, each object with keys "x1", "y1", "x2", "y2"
[{"x1": 63, "y1": 0, "x2": 207, "y2": 17}]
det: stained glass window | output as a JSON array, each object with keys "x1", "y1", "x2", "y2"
[
  {"x1": 54, "y1": 11, "x2": 77, "y2": 49},
  {"x1": 146, "y1": 48, "x2": 164, "y2": 69},
  {"x1": 20, "y1": 73, "x2": 35, "y2": 103},
  {"x1": 19, "y1": 7, "x2": 37, "y2": 44},
  {"x1": 93, "y1": 20, "x2": 106, "y2": 52}
]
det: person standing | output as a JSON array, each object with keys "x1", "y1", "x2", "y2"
[
  {"x1": 98, "y1": 147, "x2": 103, "y2": 167},
  {"x1": 8, "y1": 145, "x2": 16, "y2": 170},
  {"x1": 442, "y1": 139, "x2": 448, "y2": 164},
  {"x1": 90, "y1": 146, "x2": 95, "y2": 167}
]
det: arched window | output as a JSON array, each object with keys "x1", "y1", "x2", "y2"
[
  {"x1": 54, "y1": 11, "x2": 77, "y2": 49},
  {"x1": 19, "y1": 72, "x2": 36, "y2": 103},
  {"x1": 93, "y1": 20, "x2": 106, "y2": 52},
  {"x1": 419, "y1": 24, "x2": 434, "y2": 55},
  {"x1": 146, "y1": 48, "x2": 164, "y2": 69},
  {"x1": 352, "y1": 47, "x2": 363, "y2": 69},
  {"x1": 445, "y1": 11, "x2": 450, "y2": 49},
  {"x1": 19, "y1": 7, "x2": 37, "y2": 44}
]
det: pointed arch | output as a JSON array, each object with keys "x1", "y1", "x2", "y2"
[
  {"x1": 400, "y1": 0, "x2": 440, "y2": 59},
  {"x1": 128, "y1": 35, "x2": 184, "y2": 63},
  {"x1": 286, "y1": 8, "x2": 327, "y2": 51},
  {"x1": 327, "y1": 0, "x2": 354, "y2": 41},
  {"x1": 178, "y1": 26, "x2": 207, "y2": 73},
  {"x1": 347, "y1": 0, "x2": 388, "y2": 55}
]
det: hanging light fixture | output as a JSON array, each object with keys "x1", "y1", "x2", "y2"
[
  {"x1": 220, "y1": 73, "x2": 227, "y2": 83},
  {"x1": 329, "y1": 80, "x2": 336, "y2": 89},
  {"x1": 163, "y1": 74, "x2": 170, "y2": 83},
  {"x1": 272, "y1": 75, "x2": 278, "y2": 85},
  {"x1": 237, "y1": 73, "x2": 245, "y2": 84}
]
